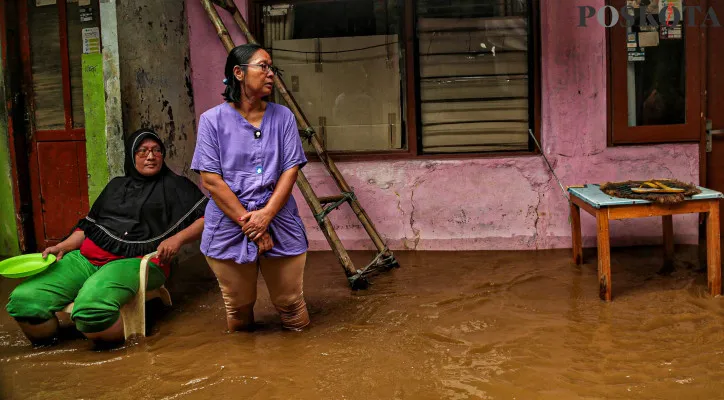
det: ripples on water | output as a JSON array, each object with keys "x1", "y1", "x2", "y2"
[{"x1": 1, "y1": 247, "x2": 723, "y2": 399}]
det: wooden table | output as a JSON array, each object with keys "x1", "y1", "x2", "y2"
[{"x1": 568, "y1": 184, "x2": 723, "y2": 301}]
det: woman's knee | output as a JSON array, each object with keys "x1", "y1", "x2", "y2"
[
  {"x1": 215, "y1": 279, "x2": 257, "y2": 321},
  {"x1": 82, "y1": 317, "x2": 124, "y2": 344},
  {"x1": 223, "y1": 296, "x2": 256, "y2": 322},
  {"x1": 272, "y1": 295, "x2": 309, "y2": 330},
  {"x1": 70, "y1": 298, "x2": 120, "y2": 334},
  {"x1": 6, "y1": 284, "x2": 54, "y2": 321},
  {"x1": 70, "y1": 274, "x2": 132, "y2": 333}
]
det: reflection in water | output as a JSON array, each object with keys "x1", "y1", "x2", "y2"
[{"x1": 1, "y1": 247, "x2": 722, "y2": 399}]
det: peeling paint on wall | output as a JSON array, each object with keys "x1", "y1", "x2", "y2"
[
  {"x1": 116, "y1": 0, "x2": 199, "y2": 263},
  {"x1": 100, "y1": 0, "x2": 124, "y2": 179},
  {"x1": 117, "y1": 0, "x2": 197, "y2": 184}
]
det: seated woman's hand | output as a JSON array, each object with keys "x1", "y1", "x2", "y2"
[
  {"x1": 255, "y1": 231, "x2": 274, "y2": 255},
  {"x1": 157, "y1": 236, "x2": 183, "y2": 264},
  {"x1": 42, "y1": 246, "x2": 66, "y2": 261},
  {"x1": 238, "y1": 209, "x2": 273, "y2": 241}
]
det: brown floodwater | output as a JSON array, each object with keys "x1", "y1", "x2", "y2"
[{"x1": 1, "y1": 246, "x2": 724, "y2": 399}]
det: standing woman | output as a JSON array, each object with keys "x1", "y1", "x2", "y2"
[{"x1": 191, "y1": 44, "x2": 310, "y2": 332}]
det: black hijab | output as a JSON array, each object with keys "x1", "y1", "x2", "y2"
[{"x1": 75, "y1": 130, "x2": 208, "y2": 257}]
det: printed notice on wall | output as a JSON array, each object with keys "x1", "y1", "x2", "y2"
[
  {"x1": 82, "y1": 27, "x2": 101, "y2": 54},
  {"x1": 638, "y1": 31, "x2": 660, "y2": 47},
  {"x1": 660, "y1": 0, "x2": 683, "y2": 12},
  {"x1": 627, "y1": 33, "x2": 638, "y2": 51},
  {"x1": 80, "y1": 7, "x2": 93, "y2": 22},
  {"x1": 660, "y1": 25, "x2": 683, "y2": 39},
  {"x1": 660, "y1": 0, "x2": 683, "y2": 26},
  {"x1": 628, "y1": 51, "x2": 645, "y2": 62}
]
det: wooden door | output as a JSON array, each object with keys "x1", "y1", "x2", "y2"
[
  {"x1": 18, "y1": 0, "x2": 89, "y2": 249},
  {"x1": 707, "y1": 1, "x2": 724, "y2": 229}
]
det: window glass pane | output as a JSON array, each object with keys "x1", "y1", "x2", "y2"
[
  {"x1": 626, "y1": 1, "x2": 686, "y2": 126},
  {"x1": 28, "y1": 0, "x2": 65, "y2": 130},
  {"x1": 417, "y1": 0, "x2": 531, "y2": 153},
  {"x1": 66, "y1": 0, "x2": 85, "y2": 128},
  {"x1": 265, "y1": 0, "x2": 404, "y2": 153}
]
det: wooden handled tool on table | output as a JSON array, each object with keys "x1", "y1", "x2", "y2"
[{"x1": 631, "y1": 180, "x2": 685, "y2": 194}]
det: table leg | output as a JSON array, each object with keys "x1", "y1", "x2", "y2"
[
  {"x1": 570, "y1": 201, "x2": 583, "y2": 265},
  {"x1": 706, "y1": 200, "x2": 721, "y2": 297},
  {"x1": 662, "y1": 215, "x2": 674, "y2": 270},
  {"x1": 596, "y1": 210, "x2": 612, "y2": 301}
]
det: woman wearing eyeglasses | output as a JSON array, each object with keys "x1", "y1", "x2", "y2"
[
  {"x1": 191, "y1": 44, "x2": 310, "y2": 332},
  {"x1": 6, "y1": 129, "x2": 207, "y2": 346}
]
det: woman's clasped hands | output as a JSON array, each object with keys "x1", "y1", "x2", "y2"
[{"x1": 238, "y1": 209, "x2": 274, "y2": 254}]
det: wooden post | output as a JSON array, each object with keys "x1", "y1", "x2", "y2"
[
  {"x1": 706, "y1": 200, "x2": 721, "y2": 296},
  {"x1": 570, "y1": 201, "x2": 583, "y2": 265},
  {"x1": 662, "y1": 215, "x2": 674, "y2": 270},
  {"x1": 201, "y1": 0, "x2": 235, "y2": 51},
  {"x1": 596, "y1": 210, "x2": 612, "y2": 301},
  {"x1": 295, "y1": 173, "x2": 359, "y2": 281}
]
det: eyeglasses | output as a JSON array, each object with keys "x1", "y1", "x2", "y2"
[
  {"x1": 135, "y1": 148, "x2": 163, "y2": 157},
  {"x1": 237, "y1": 63, "x2": 282, "y2": 76}
]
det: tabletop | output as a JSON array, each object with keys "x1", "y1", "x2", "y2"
[{"x1": 568, "y1": 184, "x2": 724, "y2": 209}]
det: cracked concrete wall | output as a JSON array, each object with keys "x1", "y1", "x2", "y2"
[
  {"x1": 186, "y1": 0, "x2": 699, "y2": 251},
  {"x1": 117, "y1": 0, "x2": 198, "y2": 183}
]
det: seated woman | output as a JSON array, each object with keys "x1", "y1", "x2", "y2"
[{"x1": 5, "y1": 129, "x2": 207, "y2": 346}]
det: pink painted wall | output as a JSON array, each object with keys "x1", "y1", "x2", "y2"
[{"x1": 186, "y1": 0, "x2": 700, "y2": 251}]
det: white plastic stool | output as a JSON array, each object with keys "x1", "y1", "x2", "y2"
[{"x1": 59, "y1": 251, "x2": 171, "y2": 340}]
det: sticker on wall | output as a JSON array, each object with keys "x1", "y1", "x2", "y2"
[
  {"x1": 80, "y1": 7, "x2": 93, "y2": 22},
  {"x1": 638, "y1": 31, "x2": 660, "y2": 47},
  {"x1": 660, "y1": 25, "x2": 683, "y2": 39},
  {"x1": 628, "y1": 51, "x2": 645, "y2": 62},
  {"x1": 660, "y1": 0, "x2": 683, "y2": 26},
  {"x1": 82, "y1": 27, "x2": 101, "y2": 54},
  {"x1": 627, "y1": 33, "x2": 638, "y2": 51},
  {"x1": 659, "y1": 0, "x2": 682, "y2": 12},
  {"x1": 640, "y1": 25, "x2": 658, "y2": 32},
  {"x1": 628, "y1": 0, "x2": 659, "y2": 14},
  {"x1": 36, "y1": 0, "x2": 56, "y2": 6}
]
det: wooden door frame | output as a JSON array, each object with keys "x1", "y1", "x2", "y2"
[
  {"x1": 1, "y1": 0, "x2": 34, "y2": 251},
  {"x1": 18, "y1": 0, "x2": 88, "y2": 249},
  {"x1": 700, "y1": 0, "x2": 708, "y2": 187},
  {"x1": 607, "y1": 0, "x2": 705, "y2": 145}
]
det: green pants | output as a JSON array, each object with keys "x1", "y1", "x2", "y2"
[{"x1": 6, "y1": 250, "x2": 165, "y2": 333}]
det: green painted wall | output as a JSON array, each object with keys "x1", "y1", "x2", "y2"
[
  {"x1": 0, "y1": 56, "x2": 21, "y2": 256},
  {"x1": 82, "y1": 53, "x2": 109, "y2": 204},
  {"x1": 99, "y1": 0, "x2": 124, "y2": 179}
]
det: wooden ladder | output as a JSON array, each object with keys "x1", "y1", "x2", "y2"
[{"x1": 200, "y1": 0, "x2": 399, "y2": 289}]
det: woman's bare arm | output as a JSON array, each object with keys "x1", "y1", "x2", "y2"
[
  {"x1": 42, "y1": 230, "x2": 86, "y2": 260},
  {"x1": 157, "y1": 217, "x2": 205, "y2": 263},
  {"x1": 200, "y1": 171, "x2": 249, "y2": 221}
]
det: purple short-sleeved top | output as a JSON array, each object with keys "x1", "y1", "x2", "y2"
[{"x1": 191, "y1": 102, "x2": 308, "y2": 264}]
